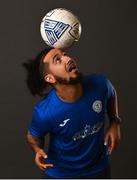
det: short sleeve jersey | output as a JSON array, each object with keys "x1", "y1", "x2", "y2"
[{"x1": 29, "y1": 74, "x2": 115, "y2": 178}]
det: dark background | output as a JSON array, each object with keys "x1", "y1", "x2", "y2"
[{"x1": 0, "y1": 0, "x2": 136, "y2": 178}]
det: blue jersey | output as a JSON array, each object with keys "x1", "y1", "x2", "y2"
[{"x1": 29, "y1": 74, "x2": 115, "y2": 178}]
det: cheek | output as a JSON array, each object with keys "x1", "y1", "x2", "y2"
[{"x1": 51, "y1": 65, "x2": 68, "y2": 76}]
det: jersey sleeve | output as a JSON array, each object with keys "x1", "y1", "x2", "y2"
[
  {"x1": 105, "y1": 77, "x2": 116, "y2": 100},
  {"x1": 28, "y1": 107, "x2": 51, "y2": 138},
  {"x1": 87, "y1": 74, "x2": 116, "y2": 99}
]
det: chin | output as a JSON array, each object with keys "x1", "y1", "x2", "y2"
[
  {"x1": 68, "y1": 71, "x2": 83, "y2": 85},
  {"x1": 55, "y1": 71, "x2": 83, "y2": 85}
]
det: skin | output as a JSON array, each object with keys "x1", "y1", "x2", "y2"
[
  {"x1": 105, "y1": 90, "x2": 121, "y2": 155},
  {"x1": 43, "y1": 48, "x2": 83, "y2": 103},
  {"x1": 27, "y1": 48, "x2": 121, "y2": 171}
]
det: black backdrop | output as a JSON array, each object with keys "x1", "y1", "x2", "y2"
[{"x1": 0, "y1": 0, "x2": 136, "y2": 178}]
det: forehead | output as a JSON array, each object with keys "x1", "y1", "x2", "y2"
[{"x1": 43, "y1": 48, "x2": 63, "y2": 63}]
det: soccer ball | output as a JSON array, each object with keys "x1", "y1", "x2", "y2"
[{"x1": 40, "y1": 8, "x2": 82, "y2": 49}]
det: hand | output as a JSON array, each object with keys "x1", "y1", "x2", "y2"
[
  {"x1": 104, "y1": 122, "x2": 121, "y2": 155},
  {"x1": 35, "y1": 149, "x2": 53, "y2": 171}
]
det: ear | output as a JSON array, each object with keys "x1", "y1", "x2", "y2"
[{"x1": 44, "y1": 74, "x2": 56, "y2": 84}]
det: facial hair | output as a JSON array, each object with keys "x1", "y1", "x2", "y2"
[{"x1": 54, "y1": 72, "x2": 84, "y2": 85}]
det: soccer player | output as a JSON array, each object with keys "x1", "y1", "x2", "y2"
[{"x1": 23, "y1": 48, "x2": 121, "y2": 178}]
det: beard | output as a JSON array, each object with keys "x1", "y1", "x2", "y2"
[{"x1": 54, "y1": 72, "x2": 84, "y2": 85}]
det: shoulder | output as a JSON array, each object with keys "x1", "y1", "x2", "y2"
[
  {"x1": 33, "y1": 89, "x2": 55, "y2": 119},
  {"x1": 84, "y1": 73, "x2": 114, "y2": 95},
  {"x1": 85, "y1": 73, "x2": 109, "y2": 87}
]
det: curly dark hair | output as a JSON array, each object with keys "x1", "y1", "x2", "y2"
[{"x1": 22, "y1": 48, "x2": 53, "y2": 97}]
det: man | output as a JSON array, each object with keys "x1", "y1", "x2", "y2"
[{"x1": 24, "y1": 48, "x2": 121, "y2": 178}]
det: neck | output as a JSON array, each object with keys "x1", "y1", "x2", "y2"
[{"x1": 55, "y1": 83, "x2": 83, "y2": 103}]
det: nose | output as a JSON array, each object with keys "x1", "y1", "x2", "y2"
[{"x1": 62, "y1": 54, "x2": 74, "y2": 65}]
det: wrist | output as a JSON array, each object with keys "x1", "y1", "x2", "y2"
[
  {"x1": 110, "y1": 121, "x2": 121, "y2": 128},
  {"x1": 109, "y1": 116, "x2": 122, "y2": 125},
  {"x1": 34, "y1": 147, "x2": 43, "y2": 154}
]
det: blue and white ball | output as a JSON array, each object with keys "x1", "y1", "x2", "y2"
[{"x1": 40, "y1": 8, "x2": 82, "y2": 49}]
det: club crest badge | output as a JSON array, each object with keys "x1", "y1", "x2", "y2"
[{"x1": 92, "y1": 100, "x2": 102, "y2": 113}]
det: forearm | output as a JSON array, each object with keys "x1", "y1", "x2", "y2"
[
  {"x1": 27, "y1": 131, "x2": 44, "y2": 153},
  {"x1": 107, "y1": 89, "x2": 121, "y2": 126}
]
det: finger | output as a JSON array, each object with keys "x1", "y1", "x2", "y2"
[
  {"x1": 39, "y1": 166, "x2": 46, "y2": 171},
  {"x1": 36, "y1": 160, "x2": 46, "y2": 168},
  {"x1": 116, "y1": 138, "x2": 120, "y2": 147},
  {"x1": 45, "y1": 164, "x2": 54, "y2": 168},
  {"x1": 36, "y1": 161, "x2": 53, "y2": 170},
  {"x1": 113, "y1": 138, "x2": 120, "y2": 150},
  {"x1": 39, "y1": 150, "x2": 48, "y2": 159},
  {"x1": 35, "y1": 162, "x2": 46, "y2": 170},
  {"x1": 35, "y1": 155, "x2": 44, "y2": 165},
  {"x1": 41, "y1": 164, "x2": 54, "y2": 170},
  {"x1": 104, "y1": 133, "x2": 109, "y2": 146},
  {"x1": 108, "y1": 136, "x2": 114, "y2": 155}
]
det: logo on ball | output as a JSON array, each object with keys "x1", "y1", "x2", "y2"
[{"x1": 44, "y1": 19, "x2": 69, "y2": 45}]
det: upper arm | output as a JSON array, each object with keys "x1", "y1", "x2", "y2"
[
  {"x1": 28, "y1": 107, "x2": 51, "y2": 138},
  {"x1": 105, "y1": 78, "x2": 119, "y2": 118},
  {"x1": 107, "y1": 88, "x2": 119, "y2": 118}
]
